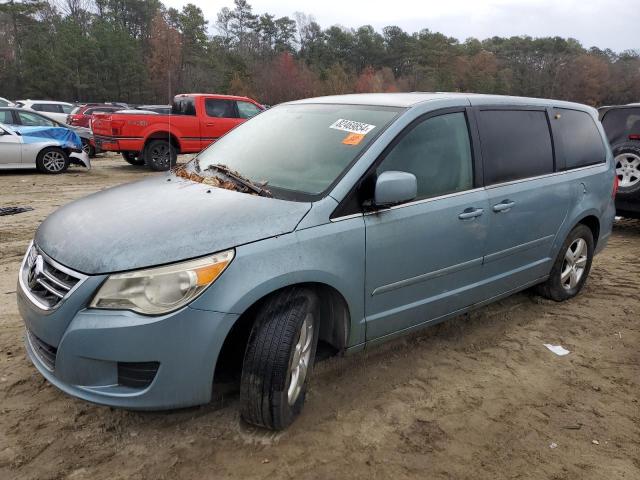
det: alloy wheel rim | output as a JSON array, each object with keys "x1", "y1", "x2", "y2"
[
  {"x1": 615, "y1": 153, "x2": 640, "y2": 188},
  {"x1": 287, "y1": 313, "x2": 314, "y2": 406},
  {"x1": 42, "y1": 151, "x2": 66, "y2": 172},
  {"x1": 151, "y1": 145, "x2": 170, "y2": 168},
  {"x1": 560, "y1": 238, "x2": 588, "y2": 290}
]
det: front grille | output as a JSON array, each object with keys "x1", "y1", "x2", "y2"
[
  {"x1": 117, "y1": 362, "x2": 160, "y2": 389},
  {"x1": 27, "y1": 329, "x2": 57, "y2": 371},
  {"x1": 20, "y1": 244, "x2": 84, "y2": 310}
]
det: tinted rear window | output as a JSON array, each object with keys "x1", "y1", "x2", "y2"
[
  {"x1": 554, "y1": 108, "x2": 605, "y2": 169},
  {"x1": 601, "y1": 108, "x2": 640, "y2": 145},
  {"x1": 478, "y1": 110, "x2": 554, "y2": 185},
  {"x1": 171, "y1": 97, "x2": 196, "y2": 116}
]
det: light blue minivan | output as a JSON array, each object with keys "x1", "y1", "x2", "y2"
[{"x1": 18, "y1": 93, "x2": 616, "y2": 429}]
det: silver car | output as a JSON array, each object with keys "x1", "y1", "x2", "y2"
[{"x1": 0, "y1": 122, "x2": 90, "y2": 173}]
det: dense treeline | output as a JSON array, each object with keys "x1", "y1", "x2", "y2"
[{"x1": 1, "y1": 0, "x2": 639, "y2": 106}]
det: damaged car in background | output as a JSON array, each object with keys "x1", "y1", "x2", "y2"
[
  {"x1": 0, "y1": 122, "x2": 90, "y2": 173},
  {"x1": 17, "y1": 93, "x2": 614, "y2": 431},
  {"x1": 1, "y1": 107, "x2": 98, "y2": 158}
]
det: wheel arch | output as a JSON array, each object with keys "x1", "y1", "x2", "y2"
[
  {"x1": 144, "y1": 130, "x2": 181, "y2": 152},
  {"x1": 212, "y1": 281, "x2": 351, "y2": 386},
  {"x1": 576, "y1": 214, "x2": 600, "y2": 247}
]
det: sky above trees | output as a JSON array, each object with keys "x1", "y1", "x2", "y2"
[
  {"x1": 1, "y1": 0, "x2": 639, "y2": 107},
  {"x1": 163, "y1": 0, "x2": 640, "y2": 52}
]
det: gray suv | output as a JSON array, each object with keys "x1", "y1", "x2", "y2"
[
  {"x1": 18, "y1": 93, "x2": 616, "y2": 430},
  {"x1": 599, "y1": 104, "x2": 640, "y2": 218}
]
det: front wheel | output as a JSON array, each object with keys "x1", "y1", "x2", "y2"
[
  {"x1": 36, "y1": 147, "x2": 69, "y2": 174},
  {"x1": 81, "y1": 139, "x2": 96, "y2": 158},
  {"x1": 144, "y1": 140, "x2": 177, "y2": 171},
  {"x1": 240, "y1": 288, "x2": 320, "y2": 430},
  {"x1": 536, "y1": 224, "x2": 594, "y2": 302}
]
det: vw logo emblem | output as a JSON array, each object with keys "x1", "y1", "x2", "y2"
[{"x1": 28, "y1": 255, "x2": 44, "y2": 290}]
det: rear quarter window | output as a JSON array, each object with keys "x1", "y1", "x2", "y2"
[
  {"x1": 478, "y1": 109, "x2": 554, "y2": 185},
  {"x1": 172, "y1": 97, "x2": 196, "y2": 116},
  {"x1": 554, "y1": 108, "x2": 606, "y2": 169}
]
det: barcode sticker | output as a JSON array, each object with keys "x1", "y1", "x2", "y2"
[{"x1": 329, "y1": 119, "x2": 376, "y2": 135}]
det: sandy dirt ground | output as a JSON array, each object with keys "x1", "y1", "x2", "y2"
[{"x1": 0, "y1": 155, "x2": 638, "y2": 480}]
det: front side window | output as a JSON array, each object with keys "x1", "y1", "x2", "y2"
[
  {"x1": 237, "y1": 101, "x2": 262, "y2": 119},
  {"x1": 194, "y1": 103, "x2": 401, "y2": 199},
  {"x1": 376, "y1": 112, "x2": 473, "y2": 200},
  {"x1": 17, "y1": 111, "x2": 56, "y2": 127},
  {"x1": 61, "y1": 104, "x2": 73, "y2": 114},
  {"x1": 205, "y1": 99, "x2": 236, "y2": 118},
  {"x1": 478, "y1": 109, "x2": 554, "y2": 185},
  {"x1": 554, "y1": 108, "x2": 605, "y2": 169}
]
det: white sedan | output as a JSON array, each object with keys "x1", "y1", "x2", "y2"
[{"x1": 0, "y1": 123, "x2": 90, "y2": 174}]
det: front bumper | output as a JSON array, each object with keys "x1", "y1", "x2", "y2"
[
  {"x1": 69, "y1": 150, "x2": 91, "y2": 169},
  {"x1": 18, "y1": 281, "x2": 238, "y2": 410}
]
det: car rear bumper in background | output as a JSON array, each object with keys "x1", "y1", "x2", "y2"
[
  {"x1": 615, "y1": 198, "x2": 640, "y2": 219},
  {"x1": 94, "y1": 135, "x2": 142, "y2": 153},
  {"x1": 19, "y1": 283, "x2": 239, "y2": 410}
]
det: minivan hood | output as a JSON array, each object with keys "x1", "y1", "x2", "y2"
[{"x1": 35, "y1": 175, "x2": 311, "y2": 274}]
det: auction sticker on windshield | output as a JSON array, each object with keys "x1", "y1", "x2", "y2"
[{"x1": 329, "y1": 119, "x2": 376, "y2": 135}]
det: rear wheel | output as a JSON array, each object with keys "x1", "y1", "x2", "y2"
[
  {"x1": 613, "y1": 145, "x2": 640, "y2": 198},
  {"x1": 36, "y1": 147, "x2": 69, "y2": 174},
  {"x1": 536, "y1": 224, "x2": 594, "y2": 302},
  {"x1": 240, "y1": 288, "x2": 320, "y2": 430},
  {"x1": 122, "y1": 151, "x2": 145, "y2": 166},
  {"x1": 144, "y1": 140, "x2": 176, "y2": 171}
]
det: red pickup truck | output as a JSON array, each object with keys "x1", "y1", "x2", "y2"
[{"x1": 92, "y1": 94, "x2": 264, "y2": 170}]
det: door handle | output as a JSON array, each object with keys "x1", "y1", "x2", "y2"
[
  {"x1": 458, "y1": 207, "x2": 484, "y2": 220},
  {"x1": 493, "y1": 200, "x2": 515, "y2": 212},
  {"x1": 206, "y1": 122, "x2": 215, "y2": 126}
]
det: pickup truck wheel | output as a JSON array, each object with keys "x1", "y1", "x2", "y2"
[
  {"x1": 613, "y1": 145, "x2": 640, "y2": 198},
  {"x1": 240, "y1": 288, "x2": 320, "y2": 430},
  {"x1": 145, "y1": 140, "x2": 177, "y2": 171},
  {"x1": 122, "y1": 152, "x2": 145, "y2": 166},
  {"x1": 536, "y1": 224, "x2": 594, "y2": 302},
  {"x1": 36, "y1": 147, "x2": 69, "y2": 174}
]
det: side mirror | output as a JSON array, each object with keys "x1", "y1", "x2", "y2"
[{"x1": 374, "y1": 170, "x2": 417, "y2": 207}]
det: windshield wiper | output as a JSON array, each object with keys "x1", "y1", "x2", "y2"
[{"x1": 206, "y1": 164, "x2": 272, "y2": 197}]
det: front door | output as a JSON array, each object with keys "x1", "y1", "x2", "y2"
[
  {"x1": 200, "y1": 98, "x2": 243, "y2": 149},
  {"x1": 0, "y1": 128, "x2": 23, "y2": 165},
  {"x1": 364, "y1": 111, "x2": 489, "y2": 341}
]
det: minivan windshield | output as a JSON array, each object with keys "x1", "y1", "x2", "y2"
[{"x1": 193, "y1": 103, "x2": 401, "y2": 200}]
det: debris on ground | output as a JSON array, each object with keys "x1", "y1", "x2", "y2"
[
  {"x1": 543, "y1": 344, "x2": 570, "y2": 356},
  {"x1": 0, "y1": 206, "x2": 34, "y2": 216}
]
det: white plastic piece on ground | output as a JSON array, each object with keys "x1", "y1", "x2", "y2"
[{"x1": 544, "y1": 344, "x2": 570, "y2": 356}]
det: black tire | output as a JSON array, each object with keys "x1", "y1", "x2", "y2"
[
  {"x1": 240, "y1": 288, "x2": 320, "y2": 430},
  {"x1": 613, "y1": 144, "x2": 640, "y2": 199},
  {"x1": 144, "y1": 140, "x2": 177, "y2": 171},
  {"x1": 122, "y1": 151, "x2": 145, "y2": 166},
  {"x1": 536, "y1": 224, "x2": 594, "y2": 302},
  {"x1": 36, "y1": 147, "x2": 69, "y2": 174}
]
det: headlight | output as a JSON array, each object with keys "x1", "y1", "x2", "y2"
[{"x1": 90, "y1": 250, "x2": 234, "y2": 315}]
